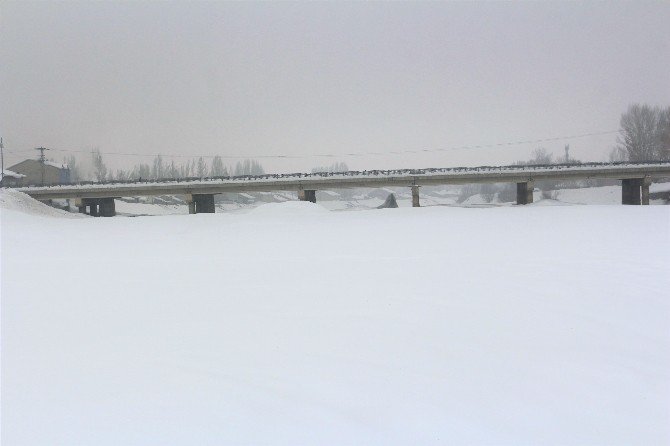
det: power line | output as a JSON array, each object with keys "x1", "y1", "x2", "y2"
[{"x1": 4, "y1": 129, "x2": 619, "y2": 161}]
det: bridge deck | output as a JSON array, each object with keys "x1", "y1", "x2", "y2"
[{"x1": 12, "y1": 162, "x2": 670, "y2": 200}]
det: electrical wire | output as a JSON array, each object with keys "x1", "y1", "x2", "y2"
[{"x1": 3, "y1": 129, "x2": 619, "y2": 160}]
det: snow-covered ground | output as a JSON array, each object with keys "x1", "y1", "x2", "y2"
[{"x1": 1, "y1": 190, "x2": 669, "y2": 445}]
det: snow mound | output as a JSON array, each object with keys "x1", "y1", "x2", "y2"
[
  {"x1": 0, "y1": 189, "x2": 83, "y2": 218},
  {"x1": 461, "y1": 194, "x2": 491, "y2": 205},
  {"x1": 250, "y1": 201, "x2": 329, "y2": 215}
]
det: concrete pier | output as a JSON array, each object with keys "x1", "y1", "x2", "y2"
[
  {"x1": 642, "y1": 177, "x2": 651, "y2": 205},
  {"x1": 622, "y1": 179, "x2": 639, "y2": 204},
  {"x1": 98, "y1": 198, "x2": 116, "y2": 217},
  {"x1": 192, "y1": 194, "x2": 216, "y2": 213},
  {"x1": 298, "y1": 190, "x2": 317, "y2": 203},
  {"x1": 516, "y1": 181, "x2": 534, "y2": 205},
  {"x1": 75, "y1": 198, "x2": 115, "y2": 216},
  {"x1": 75, "y1": 198, "x2": 86, "y2": 214},
  {"x1": 622, "y1": 178, "x2": 650, "y2": 205},
  {"x1": 411, "y1": 185, "x2": 420, "y2": 207}
]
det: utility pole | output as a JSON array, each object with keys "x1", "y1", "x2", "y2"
[
  {"x1": 1, "y1": 137, "x2": 4, "y2": 183},
  {"x1": 36, "y1": 147, "x2": 49, "y2": 186}
]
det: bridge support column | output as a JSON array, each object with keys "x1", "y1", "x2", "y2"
[
  {"x1": 411, "y1": 185, "x2": 420, "y2": 207},
  {"x1": 516, "y1": 181, "x2": 534, "y2": 205},
  {"x1": 622, "y1": 179, "x2": 644, "y2": 205},
  {"x1": 75, "y1": 198, "x2": 86, "y2": 214},
  {"x1": 193, "y1": 194, "x2": 216, "y2": 213},
  {"x1": 641, "y1": 177, "x2": 651, "y2": 205},
  {"x1": 99, "y1": 198, "x2": 116, "y2": 217},
  {"x1": 185, "y1": 194, "x2": 196, "y2": 214},
  {"x1": 298, "y1": 190, "x2": 317, "y2": 203},
  {"x1": 76, "y1": 198, "x2": 116, "y2": 216}
]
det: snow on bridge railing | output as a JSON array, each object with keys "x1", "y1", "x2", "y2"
[{"x1": 10, "y1": 161, "x2": 670, "y2": 191}]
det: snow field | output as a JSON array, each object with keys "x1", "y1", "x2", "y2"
[{"x1": 1, "y1": 191, "x2": 669, "y2": 445}]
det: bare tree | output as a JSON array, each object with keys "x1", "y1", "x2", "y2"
[
  {"x1": 167, "y1": 160, "x2": 179, "y2": 179},
  {"x1": 137, "y1": 163, "x2": 150, "y2": 180},
  {"x1": 609, "y1": 146, "x2": 628, "y2": 162},
  {"x1": 528, "y1": 148, "x2": 553, "y2": 165},
  {"x1": 151, "y1": 154, "x2": 165, "y2": 179},
  {"x1": 114, "y1": 169, "x2": 131, "y2": 181},
  {"x1": 64, "y1": 155, "x2": 80, "y2": 182},
  {"x1": 196, "y1": 157, "x2": 208, "y2": 178},
  {"x1": 234, "y1": 159, "x2": 264, "y2": 176},
  {"x1": 92, "y1": 149, "x2": 107, "y2": 182},
  {"x1": 616, "y1": 104, "x2": 667, "y2": 161},
  {"x1": 210, "y1": 156, "x2": 228, "y2": 176},
  {"x1": 659, "y1": 107, "x2": 670, "y2": 160}
]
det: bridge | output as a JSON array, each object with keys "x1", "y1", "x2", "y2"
[{"x1": 14, "y1": 161, "x2": 670, "y2": 216}]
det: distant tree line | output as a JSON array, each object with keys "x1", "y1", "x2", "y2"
[
  {"x1": 311, "y1": 162, "x2": 349, "y2": 173},
  {"x1": 61, "y1": 152, "x2": 272, "y2": 183},
  {"x1": 61, "y1": 153, "x2": 353, "y2": 183}
]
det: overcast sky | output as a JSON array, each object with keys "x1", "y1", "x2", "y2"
[{"x1": 1, "y1": 1, "x2": 669, "y2": 173}]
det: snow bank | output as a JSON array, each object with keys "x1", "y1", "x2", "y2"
[
  {"x1": 2, "y1": 204, "x2": 669, "y2": 445},
  {"x1": 0, "y1": 188, "x2": 83, "y2": 219}
]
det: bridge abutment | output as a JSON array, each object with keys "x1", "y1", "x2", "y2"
[
  {"x1": 411, "y1": 185, "x2": 420, "y2": 207},
  {"x1": 298, "y1": 190, "x2": 317, "y2": 203},
  {"x1": 516, "y1": 181, "x2": 534, "y2": 205}
]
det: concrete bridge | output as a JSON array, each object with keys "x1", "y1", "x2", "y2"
[{"x1": 14, "y1": 162, "x2": 670, "y2": 216}]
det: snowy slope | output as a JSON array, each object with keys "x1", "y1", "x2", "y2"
[
  {"x1": 0, "y1": 189, "x2": 84, "y2": 218},
  {"x1": 2, "y1": 194, "x2": 669, "y2": 445}
]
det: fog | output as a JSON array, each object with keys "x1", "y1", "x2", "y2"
[{"x1": 1, "y1": 2, "x2": 669, "y2": 173}]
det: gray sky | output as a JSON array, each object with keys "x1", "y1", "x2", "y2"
[{"x1": 1, "y1": 1, "x2": 669, "y2": 173}]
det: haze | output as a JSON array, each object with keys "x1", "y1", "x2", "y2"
[{"x1": 1, "y1": 1, "x2": 669, "y2": 173}]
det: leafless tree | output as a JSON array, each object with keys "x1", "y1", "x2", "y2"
[
  {"x1": 659, "y1": 107, "x2": 670, "y2": 160},
  {"x1": 196, "y1": 157, "x2": 208, "y2": 178},
  {"x1": 616, "y1": 104, "x2": 668, "y2": 161},
  {"x1": 92, "y1": 149, "x2": 107, "y2": 182},
  {"x1": 151, "y1": 154, "x2": 165, "y2": 179},
  {"x1": 210, "y1": 156, "x2": 228, "y2": 176},
  {"x1": 64, "y1": 155, "x2": 80, "y2": 182},
  {"x1": 528, "y1": 148, "x2": 553, "y2": 165}
]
